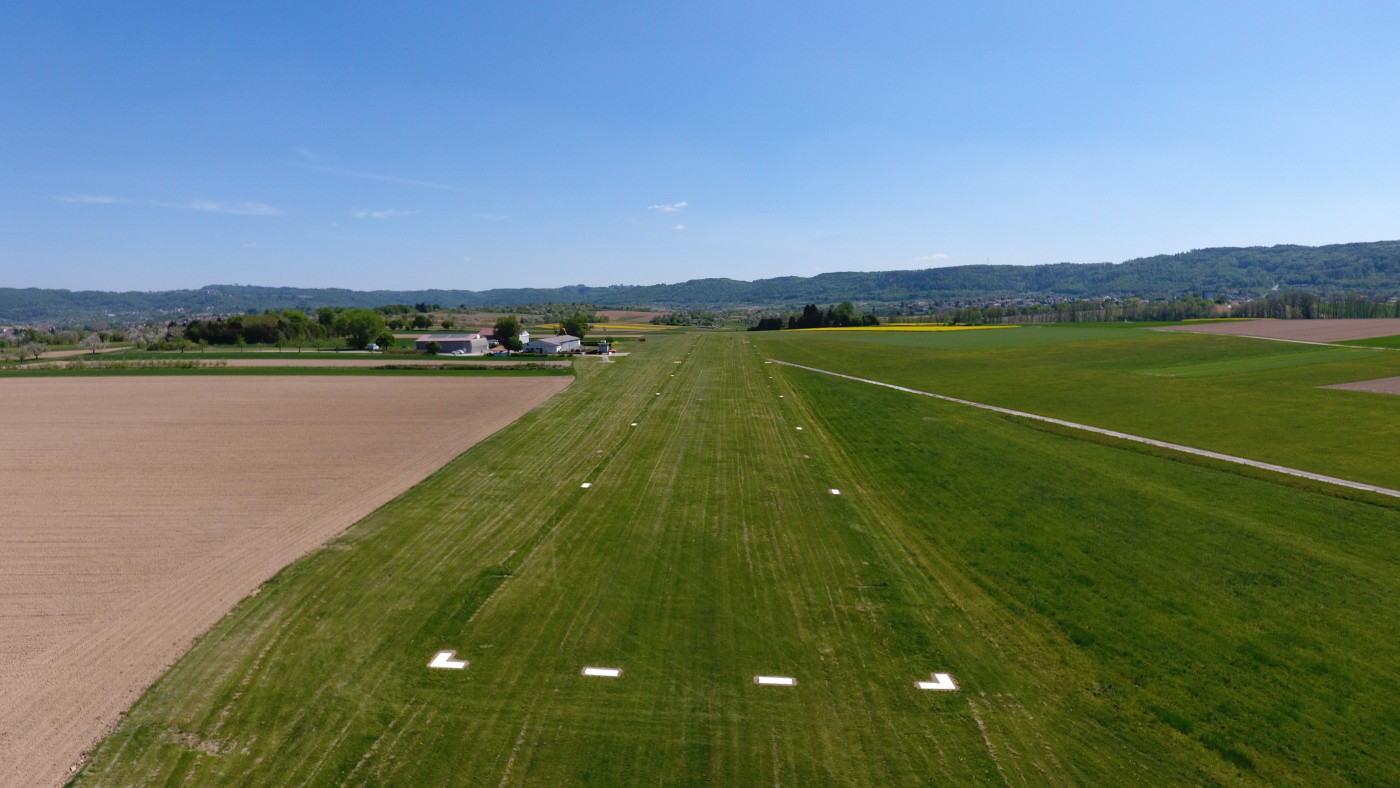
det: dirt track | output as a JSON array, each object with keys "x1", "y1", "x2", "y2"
[
  {"x1": 1155, "y1": 318, "x2": 1400, "y2": 342},
  {"x1": 1323, "y1": 376, "x2": 1400, "y2": 396},
  {"x1": 0, "y1": 375, "x2": 570, "y2": 786}
]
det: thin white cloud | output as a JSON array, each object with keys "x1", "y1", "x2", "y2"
[
  {"x1": 188, "y1": 200, "x2": 281, "y2": 216},
  {"x1": 674, "y1": 224, "x2": 686, "y2": 230},
  {"x1": 350, "y1": 208, "x2": 417, "y2": 219},
  {"x1": 57, "y1": 194, "x2": 282, "y2": 216},
  {"x1": 915, "y1": 253, "x2": 951, "y2": 262},
  {"x1": 298, "y1": 163, "x2": 460, "y2": 191},
  {"x1": 648, "y1": 201, "x2": 689, "y2": 212}
]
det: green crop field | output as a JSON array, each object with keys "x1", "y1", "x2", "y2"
[{"x1": 74, "y1": 330, "x2": 1400, "y2": 786}]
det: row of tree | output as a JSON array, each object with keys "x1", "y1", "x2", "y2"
[
  {"x1": 749, "y1": 302, "x2": 880, "y2": 331},
  {"x1": 182, "y1": 308, "x2": 394, "y2": 349},
  {"x1": 919, "y1": 291, "x2": 1400, "y2": 325}
]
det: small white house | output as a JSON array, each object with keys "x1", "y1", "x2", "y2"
[{"x1": 523, "y1": 334, "x2": 581, "y2": 354}]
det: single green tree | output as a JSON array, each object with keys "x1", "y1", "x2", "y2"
[
  {"x1": 335, "y1": 309, "x2": 389, "y2": 349},
  {"x1": 424, "y1": 340, "x2": 441, "y2": 355},
  {"x1": 493, "y1": 315, "x2": 524, "y2": 351},
  {"x1": 561, "y1": 313, "x2": 589, "y2": 340}
]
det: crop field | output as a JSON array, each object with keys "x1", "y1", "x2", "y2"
[
  {"x1": 67, "y1": 329, "x2": 1400, "y2": 786},
  {"x1": 0, "y1": 375, "x2": 570, "y2": 787}
]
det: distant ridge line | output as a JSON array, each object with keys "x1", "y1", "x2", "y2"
[{"x1": 6, "y1": 240, "x2": 1400, "y2": 323}]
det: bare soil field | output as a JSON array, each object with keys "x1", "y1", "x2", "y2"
[
  {"x1": 0, "y1": 375, "x2": 570, "y2": 786},
  {"x1": 1322, "y1": 376, "x2": 1400, "y2": 396},
  {"x1": 1155, "y1": 318, "x2": 1400, "y2": 342}
]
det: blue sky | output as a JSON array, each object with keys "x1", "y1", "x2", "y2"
[{"x1": 4, "y1": 1, "x2": 1400, "y2": 292}]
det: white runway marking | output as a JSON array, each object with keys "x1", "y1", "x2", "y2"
[
  {"x1": 829, "y1": 489, "x2": 840, "y2": 495},
  {"x1": 795, "y1": 426, "x2": 803, "y2": 430},
  {"x1": 582, "y1": 667, "x2": 622, "y2": 677},
  {"x1": 768, "y1": 359, "x2": 1400, "y2": 500},
  {"x1": 630, "y1": 422, "x2": 638, "y2": 426},
  {"x1": 580, "y1": 482, "x2": 592, "y2": 488},
  {"x1": 917, "y1": 673, "x2": 958, "y2": 691},
  {"x1": 755, "y1": 675, "x2": 796, "y2": 686},
  {"x1": 428, "y1": 650, "x2": 468, "y2": 669}
]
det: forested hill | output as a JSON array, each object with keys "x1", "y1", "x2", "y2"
[{"x1": 6, "y1": 240, "x2": 1400, "y2": 324}]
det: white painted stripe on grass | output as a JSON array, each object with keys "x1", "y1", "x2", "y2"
[
  {"x1": 428, "y1": 650, "x2": 468, "y2": 669},
  {"x1": 630, "y1": 422, "x2": 638, "y2": 426},
  {"x1": 580, "y1": 483, "x2": 591, "y2": 488},
  {"x1": 796, "y1": 426, "x2": 803, "y2": 430},
  {"x1": 769, "y1": 359, "x2": 1400, "y2": 500},
  {"x1": 829, "y1": 489, "x2": 840, "y2": 495},
  {"x1": 582, "y1": 667, "x2": 622, "y2": 677},
  {"x1": 917, "y1": 672, "x2": 958, "y2": 691},
  {"x1": 755, "y1": 675, "x2": 796, "y2": 686}
]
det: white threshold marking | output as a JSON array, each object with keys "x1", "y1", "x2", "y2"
[
  {"x1": 829, "y1": 489, "x2": 840, "y2": 495},
  {"x1": 582, "y1": 667, "x2": 622, "y2": 677},
  {"x1": 755, "y1": 675, "x2": 796, "y2": 686},
  {"x1": 580, "y1": 482, "x2": 592, "y2": 488},
  {"x1": 769, "y1": 360, "x2": 1400, "y2": 500},
  {"x1": 429, "y1": 650, "x2": 468, "y2": 669},
  {"x1": 917, "y1": 672, "x2": 958, "y2": 691}
]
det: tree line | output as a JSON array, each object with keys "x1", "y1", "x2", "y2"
[
  {"x1": 748, "y1": 302, "x2": 880, "y2": 331},
  {"x1": 182, "y1": 307, "x2": 394, "y2": 350}
]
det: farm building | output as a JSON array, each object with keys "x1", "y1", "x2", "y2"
[
  {"x1": 523, "y1": 334, "x2": 581, "y2": 354},
  {"x1": 416, "y1": 334, "x2": 489, "y2": 354},
  {"x1": 479, "y1": 328, "x2": 529, "y2": 346}
]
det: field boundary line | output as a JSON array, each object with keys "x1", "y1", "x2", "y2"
[{"x1": 769, "y1": 359, "x2": 1400, "y2": 500}]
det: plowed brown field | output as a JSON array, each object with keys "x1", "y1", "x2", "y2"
[
  {"x1": 0, "y1": 375, "x2": 569, "y2": 786},
  {"x1": 1155, "y1": 317, "x2": 1400, "y2": 342}
]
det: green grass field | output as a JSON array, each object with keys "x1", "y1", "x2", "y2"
[
  {"x1": 73, "y1": 330, "x2": 1400, "y2": 786},
  {"x1": 755, "y1": 325, "x2": 1400, "y2": 490}
]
